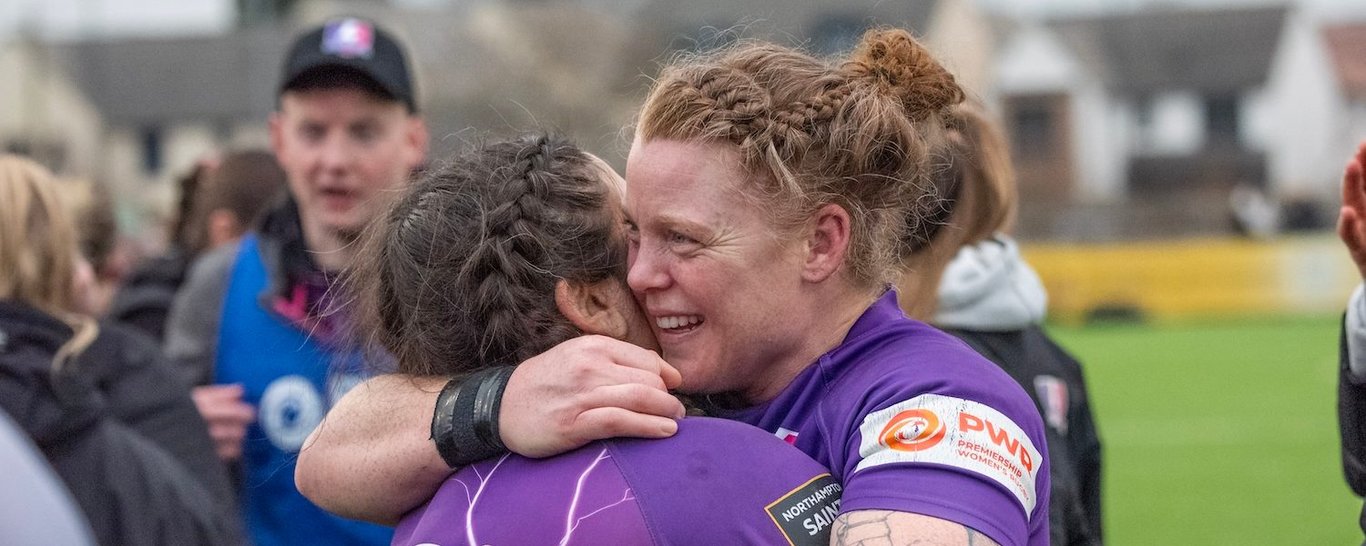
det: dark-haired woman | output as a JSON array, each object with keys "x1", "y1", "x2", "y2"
[{"x1": 301, "y1": 28, "x2": 1050, "y2": 546}]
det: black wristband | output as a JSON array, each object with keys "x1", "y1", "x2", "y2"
[{"x1": 431, "y1": 366, "x2": 515, "y2": 468}]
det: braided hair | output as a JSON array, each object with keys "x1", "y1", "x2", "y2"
[
  {"x1": 349, "y1": 133, "x2": 625, "y2": 377},
  {"x1": 636, "y1": 27, "x2": 965, "y2": 288}
]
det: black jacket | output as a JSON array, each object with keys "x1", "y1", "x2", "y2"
[
  {"x1": 0, "y1": 301, "x2": 243, "y2": 546},
  {"x1": 1338, "y1": 316, "x2": 1366, "y2": 541},
  {"x1": 946, "y1": 326, "x2": 1105, "y2": 546},
  {"x1": 106, "y1": 247, "x2": 191, "y2": 341}
]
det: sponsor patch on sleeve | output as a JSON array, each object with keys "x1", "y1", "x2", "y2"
[
  {"x1": 764, "y1": 474, "x2": 843, "y2": 545},
  {"x1": 854, "y1": 394, "x2": 1041, "y2": 514}
]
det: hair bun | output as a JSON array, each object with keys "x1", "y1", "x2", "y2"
[{"x1": 845, "y1": 28, "x2": 964, "y2": 119}]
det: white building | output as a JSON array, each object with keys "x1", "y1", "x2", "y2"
[{"x1": 994, "y1": 5, "x2": 1346, "y2": 238}]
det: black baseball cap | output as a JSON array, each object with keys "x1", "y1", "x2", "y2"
[{"x1": 279, "y1": 17, "x2": 417, "y2": 112}]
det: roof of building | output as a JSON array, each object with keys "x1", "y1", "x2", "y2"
[
  {"x1": 1050, "y1": 5, "x2": 1288, "y2": 95},
  {"x1": 635, "y1": 0, "x2": 939, "y2": 53},
  {"x1": 55, "y1": 27, "x2": 289, "y2": 126}
]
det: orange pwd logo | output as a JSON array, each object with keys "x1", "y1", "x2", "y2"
[{"x1": 878, "y1": 409, "x2": 945, "y2": 452}]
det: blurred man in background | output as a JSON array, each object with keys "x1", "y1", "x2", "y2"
[{"x1": 164, "y1": 17, "x2": 427, "y2": 546}]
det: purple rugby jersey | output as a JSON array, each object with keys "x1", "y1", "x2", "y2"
[
  {"x1": 393, "y1": 417, "x2": 842, "y2": 546},
  {"x1": 718, "y1": 291, "x2": 1051, "y2": 546}
]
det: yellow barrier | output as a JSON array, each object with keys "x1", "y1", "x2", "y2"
[{"x1": 1022, "y1": 235, "x2": 1361, "y2": 324}]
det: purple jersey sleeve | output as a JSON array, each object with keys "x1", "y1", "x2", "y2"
[
  {"x1": 830, "y1": 305, "x2": 1051, "y2": 546},
  {"x1": 724, "y1": 292, "x2": 1051, "y2": 546},
  {"x1": 393, "y1": 417, "x2": 841, "y2": 546}
]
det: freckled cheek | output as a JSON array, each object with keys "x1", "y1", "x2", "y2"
[{"x1": 673, "y1": 266, "x2": 717, "y2": 309}]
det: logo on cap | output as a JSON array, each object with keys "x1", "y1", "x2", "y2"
[
  {"x1": 879, "y1": 408, "x2": 945, "y2": 452},
  {"x1": 322, "y1": 18, "x2": 375, "y2": 59}
]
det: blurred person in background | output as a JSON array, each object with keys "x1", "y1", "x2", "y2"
[
  {"x1": 54, "y1": 176, "x2": 127, "y2": 316},
  {"x1": 163, "y1": 17, "x2": 426, "y2": 546},
  {"x1": 187, "y1": 150, "x2": 288, "y2": 256},
  {"x1": 0, "y1": 154, "x2": 242, "y2": 545},
  {"x1": 107, "y1": 156, "x2": 218, "y2": 339},
  {"x1": 898, "y1": 103, "x2": 1103, "y2": 545},
  {"x1": 1334, "y1": 140, "x2": 1366, "y2": 542},
  {"x1": 110, "y1": 150, "x2": 286, "y2": 341}
]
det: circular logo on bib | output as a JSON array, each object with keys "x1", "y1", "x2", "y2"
[
  {"x1": 879, "y1": 409, "x2": 945, "y2": 452},
  {"x1": 259, "y1": 375, "x2": 324, "y2": 451}
]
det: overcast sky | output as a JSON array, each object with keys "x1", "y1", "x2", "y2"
[{"x1": 1, "y1": 0, "x2": 1362, "y2": 42}]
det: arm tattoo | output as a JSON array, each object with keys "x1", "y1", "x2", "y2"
[
  {"x1": 832, "y1": 511, "x2": 894, "y2": 545},
  {"x1": 831, "y1": 512, "x2": 1001, "y2": 546}
]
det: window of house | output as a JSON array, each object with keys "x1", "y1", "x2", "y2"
[
  {"x1": 141, "y1": 126, "x2": 162, "y2": 174},
  {"x1": 1205, "y1": 94, "x2": 1240, "y2": 144},
  {"x1": 216, "y1": 121, "x2": 234, "y2": 142},
  {"x1": 1012, "y1": 103, "x2": 1056, "y2": 158},
  {"x1": 1135, "y1": 94, "x2": 1160, "y2": 140},
  {"x1": 1132, "y1": 94, "x2": 1155, "y2": 151},
  {"x1": 1134, "y1": 94, "x2": 1153, "y2": 129}
]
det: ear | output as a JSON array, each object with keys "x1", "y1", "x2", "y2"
[
  {"x1": 554, "y1": 278, "x2": 629, "y2": 339},
  {"x1": 206, "y1": 209, "x2": 243, "y2": 249},
  {"x1": 403, "y1": 116, "x2": 429, "y2": 171},
  {"x1": 802, "y1": 203, "x2": 852, "y2": 283}
]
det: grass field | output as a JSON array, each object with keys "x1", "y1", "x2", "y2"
[{"x1": 1048, "y1": 314, "x2": 1361, "y2": 545}]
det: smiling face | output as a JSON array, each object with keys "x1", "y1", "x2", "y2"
[
  {"x1": 270, "y1": 86, "x2": 426, "y2": 263},
  {"x1": 624, "y1": 138, "x2": 813, "y2": 400}
]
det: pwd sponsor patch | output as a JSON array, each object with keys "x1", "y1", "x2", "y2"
[
  {"x1": 765, "y1": 474, "x2": 842, "y2": 546},
  {"x1": 855, "y1": 394, "x2": 1041, "y2": 515}
]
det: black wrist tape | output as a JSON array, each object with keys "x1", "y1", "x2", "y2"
[{"x1": 431, "y1": 366, "x2": 515, "y2": 468}]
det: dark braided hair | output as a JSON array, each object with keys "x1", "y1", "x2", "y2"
[{"x1": 348, "y1": 133, "x2": 626, "y2": 377}]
